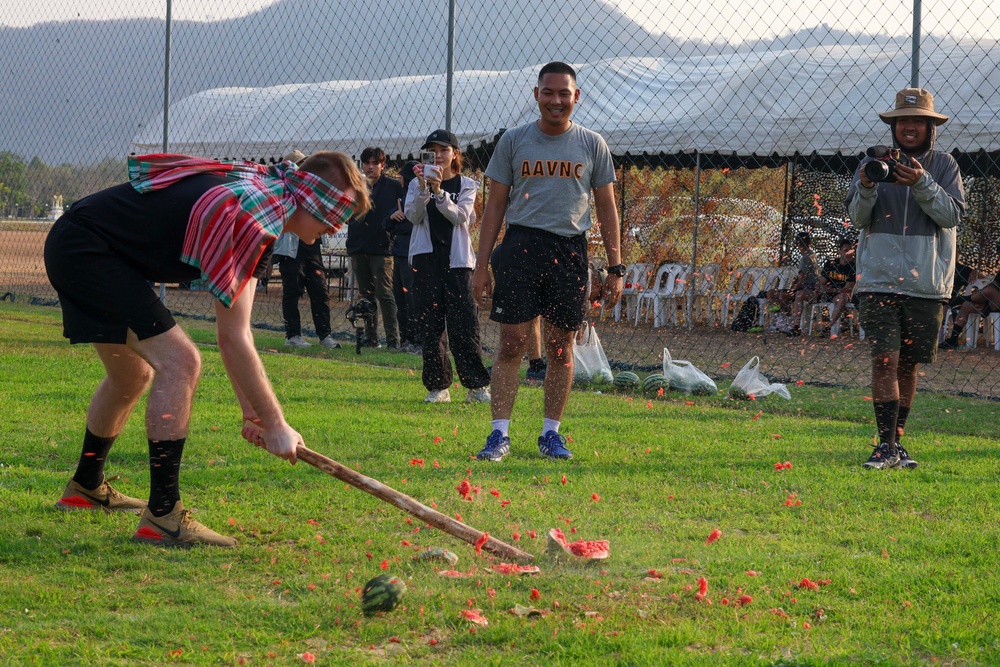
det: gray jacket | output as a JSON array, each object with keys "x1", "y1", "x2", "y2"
[{"x1": 846, "y1": 130, "x2": 965, "y2": 301}]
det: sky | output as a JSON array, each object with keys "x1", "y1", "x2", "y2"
[{"x1": 2, "y1": 0, "x2": 996, "y2": 42}]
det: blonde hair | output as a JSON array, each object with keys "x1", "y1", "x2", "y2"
[{"x1": 300, "y1": 151, "x2": 371, "y2": 217}]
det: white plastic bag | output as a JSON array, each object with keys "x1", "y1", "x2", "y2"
[
  {"x1": 573, "y1": 323, "x2": 614, "y2": 385},
  {"x1": 727, "y1": 356, "x2": 791, "y2": 400},
  {"x1": 662, "y1": 348, "x2": 717, "y2": 395}
]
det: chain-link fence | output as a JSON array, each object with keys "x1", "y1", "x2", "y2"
[{"x1": 2, "y1": 0, "x2": 999, "y2": 396}]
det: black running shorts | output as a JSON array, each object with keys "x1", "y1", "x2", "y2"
[
  {"x1": 44, "y1": 217, "x2": 184, "y2": 344},
  {"x1": 489, "y1": 225, "x2": 588, "y2": 331}
]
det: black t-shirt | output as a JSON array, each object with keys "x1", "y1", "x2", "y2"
[
  {"x1": 427, "y1": 174, "x2": 463, "y2": 258},
  {"x1": 64, "y1": 174, "x2": 273, "y2": 283},
  {"x1": 821, "y1": 258, "x2": 856, "y2": 290}
]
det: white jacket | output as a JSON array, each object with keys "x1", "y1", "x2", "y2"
[{"x1": 404, "y1": 175, "x2": 478, "y2": 269}]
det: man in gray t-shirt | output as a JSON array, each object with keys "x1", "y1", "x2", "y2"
[
  {"x1": 470, "y1": 61, "x2": 624, "y2": 463},
  {"x1": 485, "y1": 122, "x2": 617, "y2": 237}
]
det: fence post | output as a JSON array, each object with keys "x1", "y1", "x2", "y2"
[
  {"x1": 445, "y1": 0, "x2": 456, "y2": 131},
  {"x1": 687, "y1": 151, "x2": 701, "y2": 330},
  {"x1": 159, "y1": 0, "x2": 173, "y2": 306},
  {"x1": 911, "y1": 0, "x2": 921, "y2": 87}
]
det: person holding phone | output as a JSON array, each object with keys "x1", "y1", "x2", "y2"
[{"x1": 404, "y1": 130, "x2": 491, "y2": 404}]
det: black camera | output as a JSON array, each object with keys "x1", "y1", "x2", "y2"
[
  {"x1": 345, "y1": 298, "x2": 377, "y2": 354},
  {"x1": 863, "y1": 146, "x2": 911, "y2": 183}
]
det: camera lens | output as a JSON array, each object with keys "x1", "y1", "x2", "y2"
[{"x1": 863, "y1": 160, "x2": 890, "y2": 183}]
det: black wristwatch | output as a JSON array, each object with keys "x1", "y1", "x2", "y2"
[{"x1": 606, "y1": 263, "x2": 627, "y2": 277}]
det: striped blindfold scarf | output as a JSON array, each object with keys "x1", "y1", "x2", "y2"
[{"x1": 128, "y1": 154, "x2": 355, "y2": 307}]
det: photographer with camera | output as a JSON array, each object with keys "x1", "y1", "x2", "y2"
[{"x1": 846, "y1": 87, "x2": 966, "y2": 470}]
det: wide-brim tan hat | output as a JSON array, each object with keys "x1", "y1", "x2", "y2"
[
  {"x1": 283, "y1": 149, "x2": 308, "y2": 164},
  {"x1": 879, "y1": 87, "x2": 948, "y2": 125}
]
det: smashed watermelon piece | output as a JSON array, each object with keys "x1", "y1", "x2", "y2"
[
  {"x1": 547, "y1": 528, "x2": 610, "y2": 560},
  {"x1": 492, "y1": 563, "x2": 541, "y2": 575},
  {"x1": 461, "y1": 609, "x2": 489, "y2": 626},
  {"x1": 437, "y1": 569, "x2": 472, "y2": 578}
]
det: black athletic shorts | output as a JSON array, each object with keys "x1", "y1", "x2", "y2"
[
  {"x1": 44, "y1": 218, "x2": 184, "y2": 344},
  {"x1": 489, "y1": 225, "x2": 588, "y2": 331}
]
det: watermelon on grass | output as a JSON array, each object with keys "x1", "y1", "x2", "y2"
[
  {"x1": 642, "y1": 373, "x2": 670, "y2": 395},
  {"x1": 361, "y1": 574, "x2": 406, "y2": 616},
  {"x1": 613, "y1": 371, "x2": 640, "y2": 392}
]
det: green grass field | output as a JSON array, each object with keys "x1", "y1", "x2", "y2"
[{"x1": 2, "y1": 302, "x2": 999, "y2": 666}]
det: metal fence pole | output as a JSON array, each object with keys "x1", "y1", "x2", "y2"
[
  {"x1": 159, "y1": 0, "x2": 173, "y2": 306},
  {"x1": 911, "y1": 0, "x2": 921, "y2": 87},
  {"x1": 445, "y1": 0, "x2": 455, "y2": 131},
  {"x1": 688, "y1": 152, "x2": 701, "y2": 330}
]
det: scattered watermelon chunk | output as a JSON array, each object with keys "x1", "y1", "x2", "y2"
[
  {"x1": 547, "y1": 528, "x2": 610, "y2": 560},
  {"x1": 461, "y1": 609, "x2": 489, "y2": 625}
]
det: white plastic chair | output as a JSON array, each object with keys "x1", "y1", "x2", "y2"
[
  {"x1": 721, "y1": 267, "x2": 766, "y2": 328},
  {"x1": 613, "y1": 262, "x2": 652, "y2": 322},
  {"x1": 635, "y1": 263, "x2": 684, "y2": 326},
  {"x1": 642, "y1": 263, "x2": 691, "y2": 327},
  {"x1": 687, "y1": 262, "x2": 721, "y2": 324}
]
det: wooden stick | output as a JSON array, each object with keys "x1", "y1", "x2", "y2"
[{"x1": 243, "y1": 423, "x2": 534, "y2": 562}]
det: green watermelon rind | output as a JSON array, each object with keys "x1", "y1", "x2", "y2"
[
  {"x1": 641, "y1": 373, "x2": 670, "y2": 395},
  {"x1": 361, "y1": 574, "x2": 407, "y2": 616},
  {"x1": 613, "y1": 371, "x2": 641, "y2": 391}
]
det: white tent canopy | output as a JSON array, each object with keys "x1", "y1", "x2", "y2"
[{"x1": 132, "y1": 46, "x2": 1000, "y2": 160}]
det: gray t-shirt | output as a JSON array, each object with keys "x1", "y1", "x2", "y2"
[
  {"x1": 485, "y1": 121, "x2": 616, "y2": 237},
  {"x1": 798, "y1": 249, "x2": 820, "y2": 288}
]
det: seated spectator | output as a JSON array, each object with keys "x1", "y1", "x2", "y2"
[
  {"x1": 938, "y1": 248, "x2": 1000, "y2": 350},
  {"x1": 818, "y1": 238, "x2": 857, "y2": 337},
  {"x1": 765, "y1": 231, "x2": 820, "y2": 336}
]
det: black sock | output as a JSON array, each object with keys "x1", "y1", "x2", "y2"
[
  {"x1": 945, "y1": 324, "x2": 961, "y2": 345},
  {"x1": 148, "y1": 438, "x2": 185, "y2": 517},
  {"x1": 873, "y1": 400, "x2": 900, "y2": 447},
  {"x1": 72, "y1": 429, "x2": 117, "y2": 489},
  {"x1": 529, "y1": 358, "x2": 546, "y2": 372},
  {"x1": 895, "y1": 405, "x2": 911, "y2": 444}
]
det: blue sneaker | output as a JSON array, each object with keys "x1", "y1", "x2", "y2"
[
  {"x1": 538, "y1": 431, "x2": 573, "y2": 460},
  {"x1": 477, "y1": 430, "x2": 510, "y2": 462}
]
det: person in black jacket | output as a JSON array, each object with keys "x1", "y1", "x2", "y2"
[
  {"x1": 384, "y1": 161, "x2": 420, "y2": 353},
  {"x1": 347, "y1": 147, "x2": 404, "y2": 349}
]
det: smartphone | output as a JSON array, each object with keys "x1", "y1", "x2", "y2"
[{"x1": 420, "y1": 150, "x2": 440, "y2": 182}]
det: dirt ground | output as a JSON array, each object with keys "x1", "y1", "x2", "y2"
[{"x1": 3, "y1": 226, "x2": 1000, "y2": 397}]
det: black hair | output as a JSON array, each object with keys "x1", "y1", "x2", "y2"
[
  {"x1": 795, "y1": 231, "x2": 811, "y2": 246},
  {"x1": 360, "y1": 147, "x2": 386, "y2": 165},
  {"x1": 538, "y1": 61, "x2": 577, "y2": 84}
]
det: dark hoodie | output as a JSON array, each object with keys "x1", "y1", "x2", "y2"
[{"x1": 846, "y1": 120, "x2": 966, "y2": 300}]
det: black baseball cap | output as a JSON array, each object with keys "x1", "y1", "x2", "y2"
[{"x1": 421, "y1": 129, "x2": 459, "y2": 150}]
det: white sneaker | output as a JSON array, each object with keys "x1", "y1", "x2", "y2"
[
  {"x1": 284, "y1": 335, "x2": 312, "y2": 348},
  {"x1": 466, "y1": 387, "x2": 491, "y2": 403},
  {"x1": 424, "y1": 389, "x2": 451, "y2": 403},
  {"x1": 319, "y1": 336, "x2": 341, "y2": 348}
]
